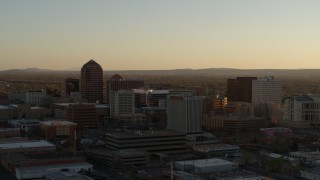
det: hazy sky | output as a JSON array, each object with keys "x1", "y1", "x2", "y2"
[{"x1": 1, "y1": 0, "x2": 320, "y2": 70}]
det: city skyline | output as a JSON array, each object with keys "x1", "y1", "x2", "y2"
[{"x1": 1, "y1": 0, "x2": 320, "y2": 70}]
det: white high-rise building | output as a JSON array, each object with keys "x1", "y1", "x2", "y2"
[
  {"x1": 110, "y1": 90, "x2": 135, "y2": 117},
  {"x1": 252, "y1": 76, "x2": 282, "y2": 104},
  {"x1": 167, "y1": 95, "x2": 203, "y2": 133}
]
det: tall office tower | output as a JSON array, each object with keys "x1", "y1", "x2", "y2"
[
  {"x1": 134, "y1": 89, "x2": 147, "y2": 108},
  {"x1": 110, "y1": 90, "x2": 135, "y2": 117},
  {"x1": 65, "y1": 104, "x2": 98, "y2": 129},
  {"x1": 106, "y1": 74, "x2": 144, "y2": 104},
  {"x1": 226, "y1": 77, "x2": 257, "y2": 103},
  {"x1": 80, "y1": 60, "x2": 103, "y2": 103},
  {"x1": 147, "y1": 90, "x2": 169, "y2": 107},
  {"x1": 65, "y1": 78, "x2": 80, "y2": 95},
  {"x1": 169, "y1": 89, "x2": 197, "y2": 96},
  {"x1": 252, "y1": 76, "x2": 282, "y2": 104},
  {"x1": 167, "y1": 95, "x2": 203, "y2": 133},
  {"x1": 213, "y1": 95, "x2": 228, "y2": 115}
]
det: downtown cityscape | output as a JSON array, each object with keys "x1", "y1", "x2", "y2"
[
  {"x1": 0, "y1": 60, "x2": 319, "y2": 180},
  {"x1": 1, "y1": 1, "x2": 320, "y2": 180}
]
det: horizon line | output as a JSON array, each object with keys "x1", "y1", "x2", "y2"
[{"x1": 2, "y1": 67, "x2": 320, "y2": 72}]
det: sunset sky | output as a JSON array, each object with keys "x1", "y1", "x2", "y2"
[{"x1": 1, "y1": 0, "x2": 320, "y2": 70}]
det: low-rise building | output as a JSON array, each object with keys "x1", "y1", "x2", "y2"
[
  {"x1": 192, "y1": 144, "x2": 240, "y2": 156},
  {"x1": 0, "y1": 154, "x2": 92, "y2": 180},
  {"x1": 0, "y1": 128, "x2": 20, "y2": 138},
  {"x1": 105, "y1": 130, "x2": 186, "y2": 155},
  {"x1": 260, "y1": 127, "x2": 293, "y2": 137},
  {"x1": 8, "y1": 119, "x2": 40, "y2": 134},
  {"x1": 186, "y1": 133, "x2": 221, "y2": 146},
  {"x1": 219, "y1": 115, "x2": 269, "y2": 132},
  {"x1": 39, "y1": 120, "x2": 77, "y2": 141},
  {"x1": 281, "y1": 95, "x2": 320, "y2": 130},
  {"x1": 0, "y1": 105, "x2": 15, "y2": 120},
  {"x1": 289, "y1": 151, "x2": 320, "y2": 164},
  {"x1": 175, "y1": 158, "x2": 238, "y2": 174},
  {"x1": 301, "y1": 168, "x2": 320, "y2": 180},
  {"x1": 0, "y1": 140, "x2": 56, "y2": 154},
  {"x1": 87, "y1": 148, "x2": 148, "y2": 167}
]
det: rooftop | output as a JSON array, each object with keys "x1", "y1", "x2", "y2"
[
  {"x1": 82, "y1": 59, "x2": 101, "y2": 67},
  {"x1": 55, "y1": 103, "x2": 109, "y2": 109},
  {"x1": 192, "y1": 144, "x2": 239, "y2": 153},
  {"x1": 176, "y1": 158, "x2": 237, "y2": 168},
  {"x1": 148, "y1": 90, "x2": 169, "y2": 94},
  {"x1": 8, "y1": 119, "x2": 39, "y2": 125},
  {"x1": 292, "y1": 95, "x2": 313, "y2": 102},
  {"x1": 0, "y1": 105, "x2": 14, "y2": 110},
  {"x1": 17, "y1": 162, "x2": 92, "y2": 173},
  {"x1": 40, "y1": 120, "x2": 77, "y2": 126},
  {"x1": 0, "y1": 140, "x2": 55, "y2": 149},
  {"x1": 0, "y1": 128, "x2": 20, "y2": 132},
  {"x1": 106, "y1": 129, "x2": 185, "y2": 139},
  {"x1": 44, "y1": 172, "x2": 93, "y2": 180},
  {"x1": 109, "y1": 73, "x2": 123, "y2": 80}
]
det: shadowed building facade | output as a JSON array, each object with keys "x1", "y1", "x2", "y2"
[
  {"x1": 65, "y1": 104, "x2": 98, "y2": 130},
  {"x1": 106, "y1": 74, "x2": 144, "y2": 104},
  {"x1": 226, "y1": 77, "x2": 257, "y2": 103},
  {"x1": 80, "y1": 60, "x2": 103, "y2": 103},
  {"x1": 65, "y1": 78, "x2": 80, "y2": 96}
]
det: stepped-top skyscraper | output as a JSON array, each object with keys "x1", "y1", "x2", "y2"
[{"x1": 80, "y1": 60, "x2": 103, "y2": 103}]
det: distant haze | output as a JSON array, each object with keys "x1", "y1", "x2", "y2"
[
  {"x1": 2, "y1": 68, "x2": 320, "y2": 79},
  {"x1": 1, "y1": 1, "x2": 320, "y2": 70}
]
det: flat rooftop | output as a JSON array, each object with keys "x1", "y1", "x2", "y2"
[
  {"x1": 0, "y1": 105, "x2": 14, "y2": 110},
  {"x1": 148, "y1": 90, "x2": 169, "y2": 94},
  {"x1": 0, "y1": 140, "x2": 55, "y2": 149},
  {"x1": 55, "y1": 103, "x2": 109, "y2": 108},
  {"x1": 40, "y1": 120, "x2": 77, "y2": 126},
  {"x1": 44, "y1": 172, "x2": 93, "y2": 180},
  {"x1": 17, "y1": 162, "x2": 92, "y2": 173},
  {"x1": 193, "y1": 144, "x2": 239, "y2": 151},
  {"x1": 106, "y1": 129, "x2": 185, "y2": 139},
  {"x1": 176, "y1": 158, "x2": 237, "y2": 168},
  {"x1": 141, "y1": 107, "x2": 166, "y2": 110},
  {"x1": 88, "y1": 148, "x2": 146, "y2": 157},
  {"x1": 301, "y1": 168, "x2": 320, "y2": 175},
  {"x1": 0, "y1": 128, "x2": 20, "y2": 132},
  {"x1": 290, "y1": 151, "x2": 320, "y2": 156}
]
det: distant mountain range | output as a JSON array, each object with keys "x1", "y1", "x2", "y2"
[{"x1": 1, "y1": 68, "x2": 320, "y2": 78}]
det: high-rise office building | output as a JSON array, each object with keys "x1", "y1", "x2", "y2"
[
  {"x1": 80, "y1": 60, "x2": 103, "y2": 103},
  {"x1": 110, "y1": 90, "x2": 135, "y2": 117},
  {"x1": 252, "y1": 76, "x2": 282, "y2": 104},
  {"x1": 65, "y1": 78, "x2": 80, "y2": 95},
  {"x1": 106, "y1": 74, "x2": 144, "y2": 104},
  {"x1": 226, "y1": 77, "x2": 257, "y2": 103},
  {"x1": 213, "y1": 96, "x2": 228, "y2": 115},
  {"x1": 167, "y1": 95, "x2": 203, "y2": 133},
  {"x1": 147, "y1": 90, "x2": 169, "y2": 107}
]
